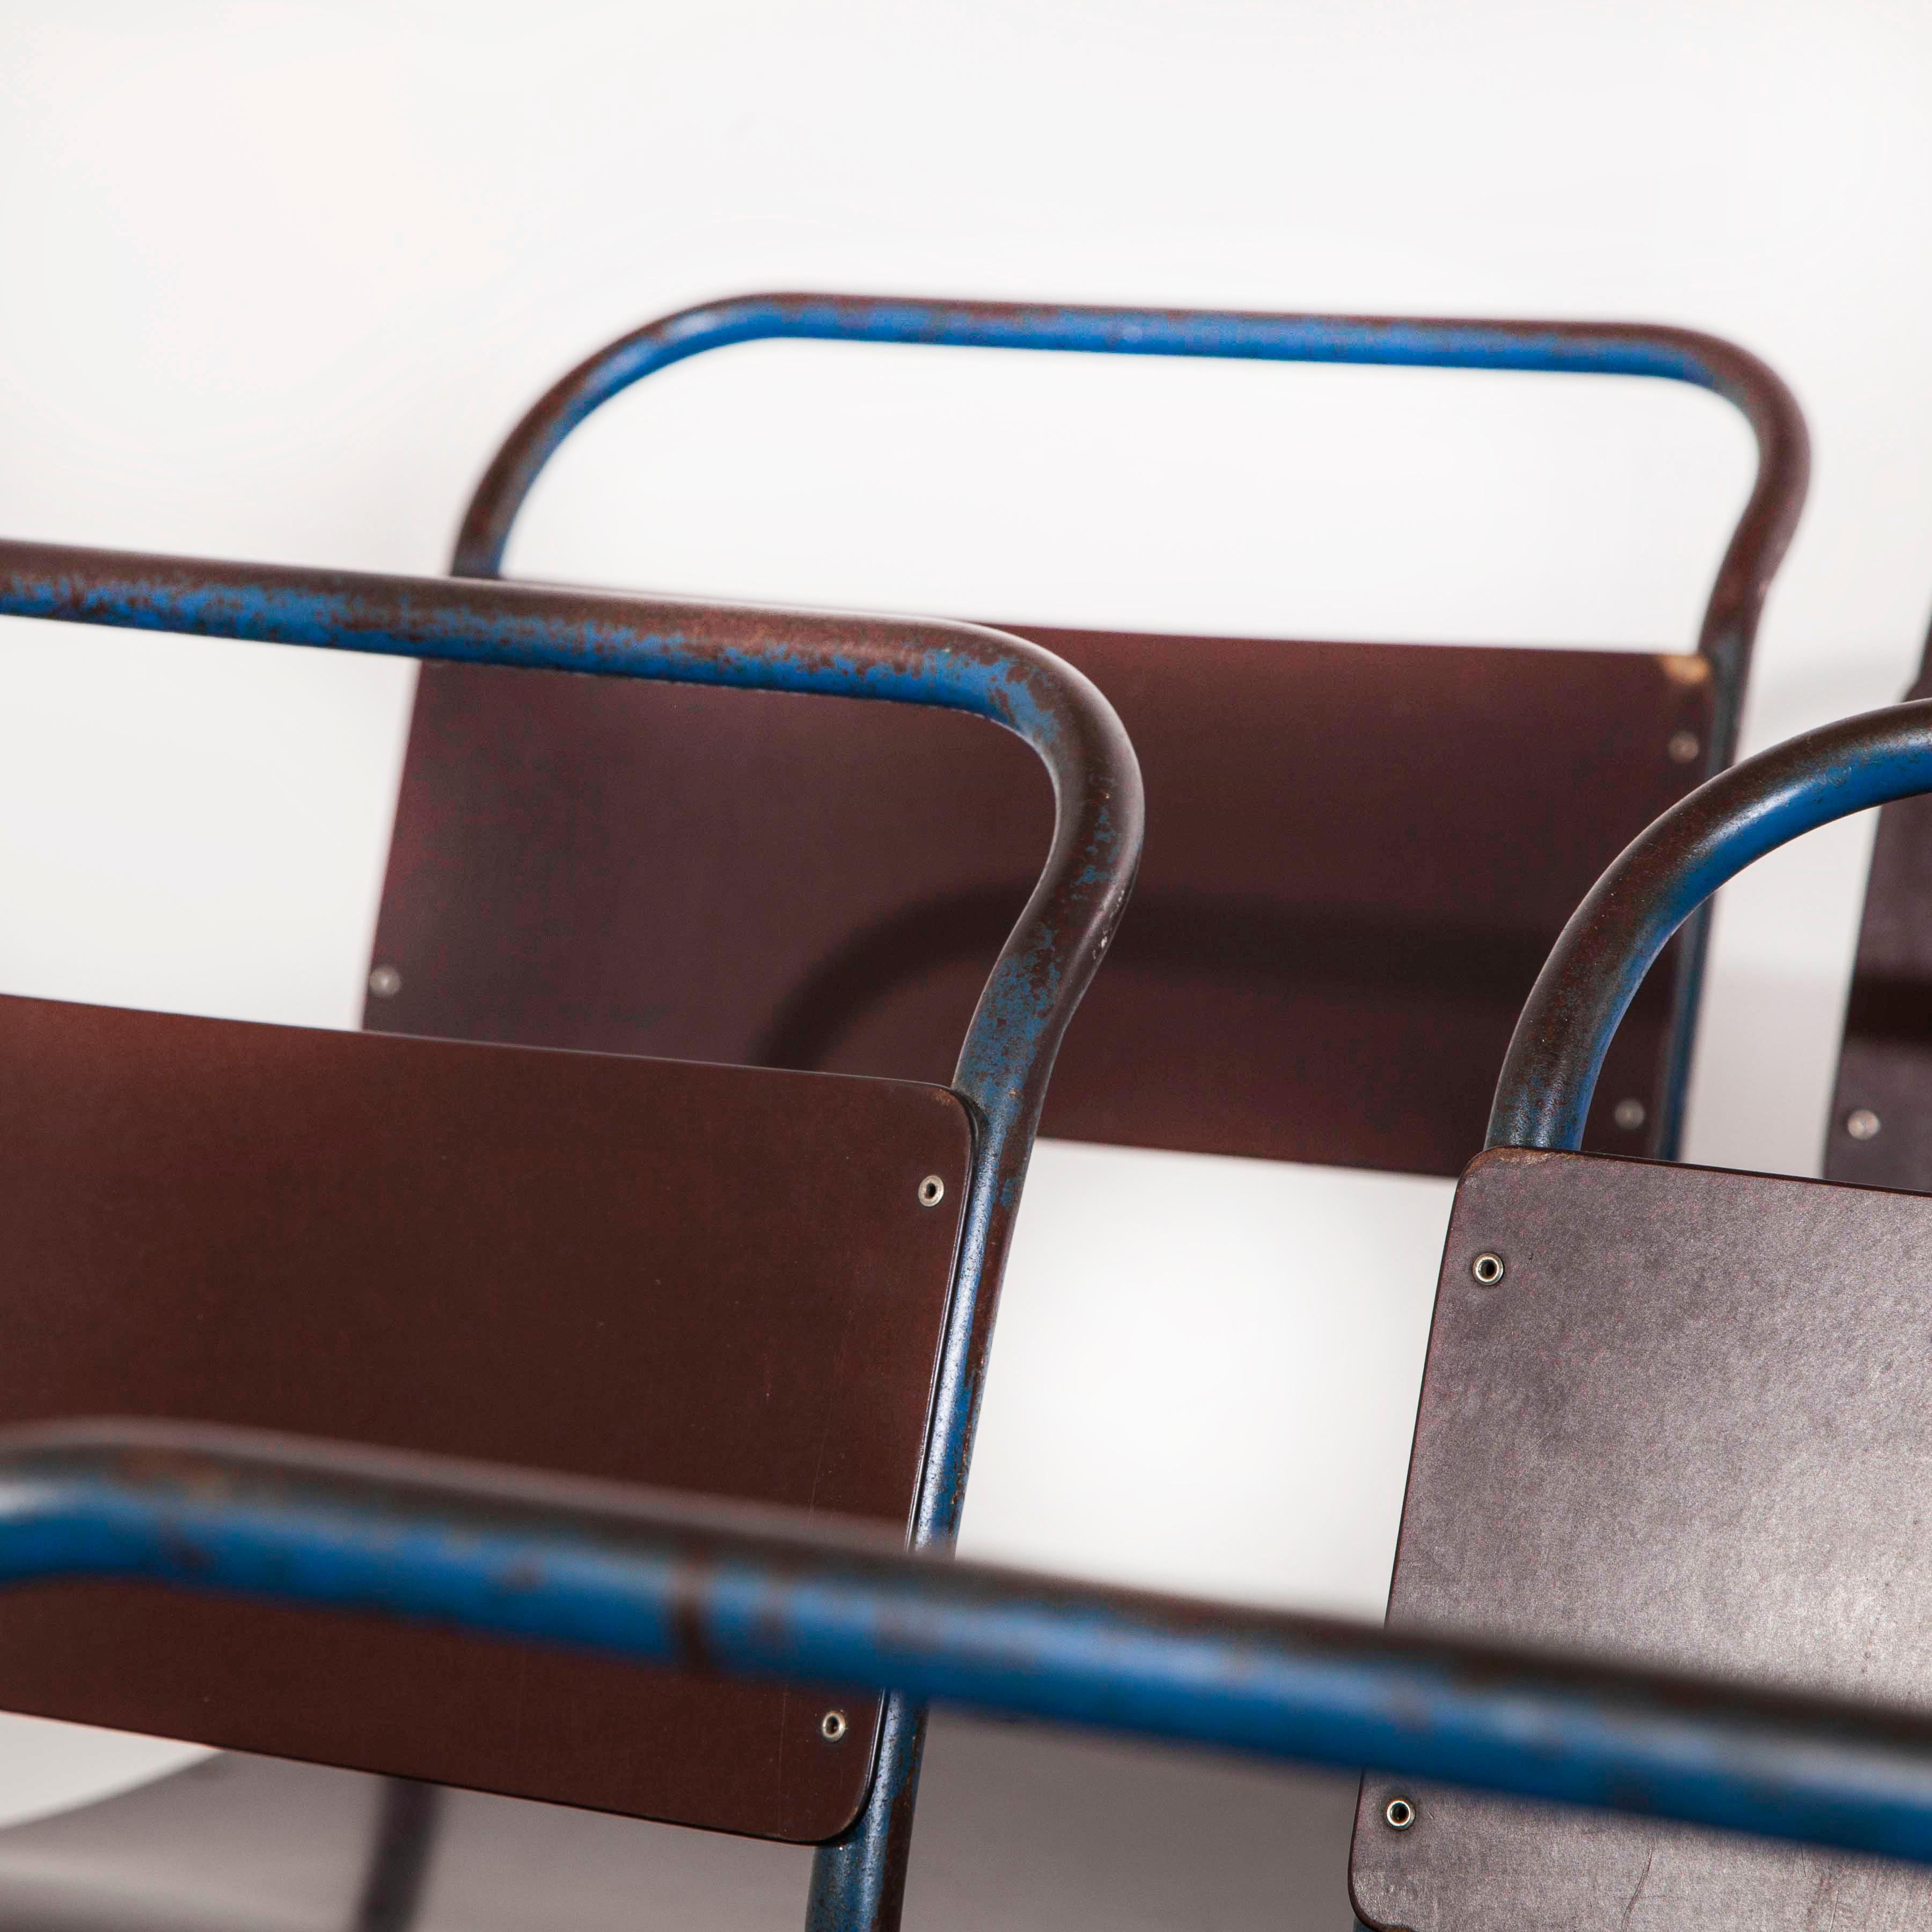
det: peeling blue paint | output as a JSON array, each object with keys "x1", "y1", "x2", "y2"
[
  {"x1": 9, "y1": 1423, "x2": 1932, "y2": 1877},
  {"x1": 3, "y1": 572, "x2": 1062, "y2": 749},
  {"x1": 452, "y1": 291, "x2": 1806, "y2": 1198},
  {"x1": 435, "y1": 288, "x2": 1807, "y2": 1930},
  {"x1": 0, "y1": 534, "x2": 1145, "y2": 1932},
  {"x1": 451, "y1": 293, "x2": 1782, "y2": 586}
]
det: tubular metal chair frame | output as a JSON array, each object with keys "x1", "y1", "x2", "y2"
[
  {"x1": 0, "y1": 536, "x2": 1141, "y2": 1930},
  {"x1": 445, "y1": 290, "x2": 1809, "y2": 1161},
  {"x1": 3, "y1": 574, "x2": 1932, "y2": 1894}
]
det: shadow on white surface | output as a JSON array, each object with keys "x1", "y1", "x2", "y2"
[{"x1": 0, "y1": 1716, "x2": 206, "y2": 1833}]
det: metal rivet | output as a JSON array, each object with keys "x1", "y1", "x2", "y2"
[
  {"x1": 1613, "y1": 1097, "x2": 1647, "y2": 1132},
  {"x1": 1668, "y1": 730, "x2": 1701, "y2": 765},
  {"x1": 918, "y1": 1175, "x2": 946, "y2": 1208},
  {"x1": 820, "y1": 1709, "x2": 848, "y2": 1743},
  {"x1": 1384, "y1": 1796, "x2": 1417, "y2": 1831},
  {"x1": 1470, "y1": 1252, "x2": 1505, "y2": 1286},
  {"x1": 368, "y1": 965, "x2": 403, "y2": 999},
  {"x1": 1846, "y1": 1108, "x2": 1882, "y2": 1142}
]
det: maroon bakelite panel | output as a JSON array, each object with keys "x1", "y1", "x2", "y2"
[
  {"x1": 0, "y1": 993, "x2": 971, "y2": 1842},
  {"x1": 1351, "y1": 1147, "x2": 1932, "y2": 1930},
  {"x1": 365, "y1": 628, "x2": 1710, "y2": 1175}
]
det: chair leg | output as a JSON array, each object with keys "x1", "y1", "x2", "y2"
[
  {"x1": 804, "y1": 1696, "x2": 927, "y2": 1932},
  {"x1": 352, "y1": 1777, "x2": 443, "y2": 1932}
]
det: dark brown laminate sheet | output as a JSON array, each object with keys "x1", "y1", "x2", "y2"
[
  {"x1": 364, "y1": 628, "x2": 1709, "y2": 1177},
  {"x1": 1351, "y1": 1147, "x2": 1932, "y2": 1930},
  {"x1": 0, "y1": 993, "x2": 971, "y2": 1843}
]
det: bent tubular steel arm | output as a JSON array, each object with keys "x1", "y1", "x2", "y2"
[
  {"x1": 0, "y1": 535, "x2": 1140, "y2": 1536},
  {"x1": 11, "y1": 1418, "x2": 1932, "y2": 1871},
  {"x1": 1490, "y1": 699, "x2": 1932, "y2": 1151},
  {"x1": 0, "y1": 538, "x2": 1141, "y2": 1932},
  {"x1": 451, "y1": 292, "x2": 1808, "y2": 750}
]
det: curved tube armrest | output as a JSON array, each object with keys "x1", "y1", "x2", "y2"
[
  {"x1": 1490, "y1": 700, "x2": 1932, "y2": 1151},
  {"x1": 453, "y1": 292, "x2": 1808, "y2": 759},
  {"x1": 0, "y1": 538, "x2": 1144, "y2": 1555},
  {"x1": 6, "y1": 1418, "x2": 1932, "y2": 1872}
]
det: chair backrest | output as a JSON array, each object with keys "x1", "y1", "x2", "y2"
[
  {"x1": 1350, "y1": 698, "x2": 1932, "y2": 1929},
  {"x1": 0, "y1": 539, "x2": 1140, "y2": 1853},
  {"x1": 365, "y1": 295, "x2": 1807, "y2": 1173},
  {"x1": 1828, "y1": 610, "x2": 1932, "y2": 1189}
]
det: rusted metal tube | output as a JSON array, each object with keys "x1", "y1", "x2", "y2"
[
  {"x1": 0, "y1": 532, "x2": 1141, "y2": 1572},
  {"x1": 450, "y1": 297, "x2": 1809, "y2": 1922},
  {"x1": 449, "y1": 294, "x2": 1808, "y2": 738},
  {"x1": 0, "y1": 535, "x2": 1145, "y2": 1932},
  {"x1": 1490, "y1": 699, "x2": 1932, "y2": 1151},
  {"x1": 453, "y1": 293, "x2": 1808, "y2": 1216},
  {"x1": 8, "y1": 1419, "x2": 1932, "y2": 1872}
]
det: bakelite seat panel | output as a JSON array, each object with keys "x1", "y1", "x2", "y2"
[
  {"x1": 365, "y1": 627, "x2": 1712, "y2": 1174},
  {"x1": 0, "y1": 993, "x2": 971, "y2": 1843},
  {"x1": 1351, "y1": 1148, "x2": 1932, "y2": 1929}
]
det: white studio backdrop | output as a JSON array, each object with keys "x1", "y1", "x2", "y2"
[{"x1": 0, "y1": 0, "x2": 1929, "y2": 1824}]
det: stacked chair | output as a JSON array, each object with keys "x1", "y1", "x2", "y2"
[
  {"x1": 1351, "y1": 694, "x2": 1932, "y2": 1929},
  {"x1": 0, "y1": 537, "x2": 1139, "y2": 1929},
  {"x1": 347, "y1": 293, "x2": 1804, "y2": 1927},
  {"x1": 1, "y1": 668, "x2": 1932, "y2": 1918},
  {"x1": 369, "y1": 295, "x2": 1807, "y2": 1174},
  {"x1": 0, "y1": 296, "x2": 1881, "y2": 1932}
]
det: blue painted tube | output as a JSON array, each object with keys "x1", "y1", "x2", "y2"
[
  {"x1": 0, "y1": 530, "x2": 1143, "y2": 1584},
  {"x1": 451, "y1": 292, "x2": 1810, "y2": 1922},
  {"x1": 10, "y1": 1419, "x2": 1932, "y2": 1871},
  {"x1": 452, "y1": 296, "x2": 1808, "y2": 1195},
  {"x1": 1489, "y1": 700, "x2": 1932, "y2": 1151},
  {"x1": 0, "y1": 530, "x2": 1148, "y2": 1932},
  {"x1": 450, "y1": 293, "x2": 1807, "y2": 730}
]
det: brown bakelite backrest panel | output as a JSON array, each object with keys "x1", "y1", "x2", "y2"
[
  {"x1": 367, "y1": 630, "x2": 1710, "y2": 1174},
  {"x1": 0, "y1": 994, "x2": 971, "y2": 1843},
  {"x1": 1350, "y1": 1148, "x2": 1932, "y2": 1930},
  {"x1": 1828, "y1": 648, "x2": 1932, "y2": 1191}
]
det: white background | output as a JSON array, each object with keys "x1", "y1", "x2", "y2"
[{"x1": 2, "y1": 0, "x2": 1930, "y2": 1830}]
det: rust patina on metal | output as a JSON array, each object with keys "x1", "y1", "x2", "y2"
[
  {"x1": 451, "y1": 295, "x2": 1807, "y2": 753},
  {"x1": 0, "y1": 535, "x2": 1141, "y2": 1925},
  {"x1": 367, "y1": 292, "x2": 1807, "y2": 1183},
  {"x1": 5, "y1": 1419, "x2": 1932, "y2": 1874}
]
